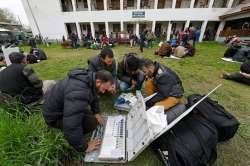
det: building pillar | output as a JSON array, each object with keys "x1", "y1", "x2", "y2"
[
  {"x1": 87, "y1": 0, "x2": 91, "y2": 11},
  {"x1": 208, "y1": 0, "x2": 215, "y2": 8},
  {"x1": 172, "y1": 0, "x2": 177, "y2": 8},
  {"x1": 104, "y1": 0, "x2": 107, "y2": 10},
  {"x1": 167, "y1": 21, "x2": 172, "y2": 41},
  {"x1": 154, "y1": 0, "x2": 159, "y2": 9},
  {"x1": 152, "y1": 21, "x2": 156, "y2": 33},
  {"x1": 136, "y1": 23, "x2": 140, "y2": 37},
  {"x1": 76, "y1": 22, "x2": 81, "y2": 39},
  {"x1": 72, "y1": 0, "x2": 76, "y2": 11},
  {"x1": 185, "y1": 20, "x2": 190, "y2": 29},
  {"x1": 121, "y1": 21, "x2": 124, "y2": 32},
  {"x1": 190, "y1": 0, "x2": 196, "y2": 8},
  {"x1": 227, "y1": 0, "x2": 234, "y2": 8},
  {"x1": 90, "y1": 22, "x2": 95, "y2": 38},
  {"x1": 120, "y1": 0, "x2": 124, "y2": 10},
  {"x1": 105, "y1": 21, "x2": 109, "y2": 35},
  {"x1": 137, "y1": 0, "x2": 141, "y2": 9},
  {"x1": 215, "y1": 21, "x2": 225, "y2": 41},
  {"x1": 199, "y1": 20, "x2": 208, "y2": 42}
]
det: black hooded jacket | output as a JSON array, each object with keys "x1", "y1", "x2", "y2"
[
  {"x1": 43, "y1": 68, "x2": 100, "y2": 152},
  {"x1": 146, "y1": 62, "x2": 184, "y2": 107}
]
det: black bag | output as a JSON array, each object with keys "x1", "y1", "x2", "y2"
[
  {"x1": 152, "y1": 114, "x2": 218, "y2": 166},
  {"x1": 187, "y1": 94, "x2": 240, "y2": 142},
  {"x1": 20, "y1": 87, "x2": 43, "y2": 104},
  {"x1": 27, "y1": 54, "x2": 38, "y2": 64}
]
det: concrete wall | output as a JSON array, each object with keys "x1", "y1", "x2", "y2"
[{"x1": 21, "y1": 0, "x2": 231, "y2": 40}]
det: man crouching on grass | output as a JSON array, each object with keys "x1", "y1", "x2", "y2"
[
  {"x1": 43, "y1": 69, "x2": 114, "y2": 153},
  {"x1": 140, "y1": 58, "x2": 184, "y2": 111}
]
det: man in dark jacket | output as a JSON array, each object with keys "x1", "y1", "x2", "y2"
[
  {"x1": 0, "y1": 52, "x2": 43, "y2": 104},
  {"x1": 117, "y1": 53, "x2": 144, "y2": 91},
  {"x1": 140, "y1": 59, "x2": 184, "y2": 111},
  {"x1": 43, "y1": 69, "x2": 113, "y2": 153},
  {"x1": 88, "y1": 48, "x2": 116, "y2": 79},
  {"x1": 71, "y1": 33, "x2": 78, "y2": 49},
  {"x1": 88, "y1": 48, "x2": 116, "y2": 92},
  {"x1": 221, "y1": 60, "x2": 250, "y2": 85}
]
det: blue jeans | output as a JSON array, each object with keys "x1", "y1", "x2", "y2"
[
  {"x1": 72, "y1": 40, "x2": 77, "y2": 49},
  {"x1": 119, "y1": 72, "x2": 145, "y2": 91}
]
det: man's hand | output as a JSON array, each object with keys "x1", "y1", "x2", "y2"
[
  {"x1": 131, "y1": 79, "x2": 137, "y2": 86},
  {"x1": 86, "y1": 139, "x2": 101, "y2": 152},
  {"x1": 109, "y1": 84, "x2": 117, "y2": 94},
  {"x1": 95, "y1": 113, "x2": 105, "y2": 125}
]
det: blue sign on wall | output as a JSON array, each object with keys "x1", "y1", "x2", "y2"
[{"x1": 132, "y1": 11, "x2": 145, "y2": 18}]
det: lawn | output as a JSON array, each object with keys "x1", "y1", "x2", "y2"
[{"x1": 0, "y1": 42, "x2": 250, "y2": 166}]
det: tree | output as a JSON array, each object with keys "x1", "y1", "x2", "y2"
[{"x1": 0, "y1": 8, "x2": 18, "y2": 24}]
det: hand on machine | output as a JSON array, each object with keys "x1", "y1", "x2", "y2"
[{"x1": 86, "y1": 139, "x2": 102, "y2": 153}]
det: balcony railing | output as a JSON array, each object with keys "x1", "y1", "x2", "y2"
[{"x1": 220, "y1": 29, "x2": 250, "y2": 37}]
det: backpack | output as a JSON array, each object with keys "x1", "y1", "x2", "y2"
[
  {"x1": 152, "y1": 114, "x2": 218, "y2": 166},
  {"x1": 187, "y1": 94, "x2": 240, "y2": 142}
]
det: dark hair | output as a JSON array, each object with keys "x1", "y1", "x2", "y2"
[
  {"x1": 96, "y1": 70, "x2": 113, "y2": 83},
  {"x1": 100, "y1": 48, "x2": 114, "y2": 59},
  {"x1": 140, "y1": 58, "x2": 154, "y2": 68},
  {"x1": 0, "y1": 56, "x2": 4, "y2": 61},
  {"x1": 9, "y1": 52, "x2": 26, "y2": 64},
  {"x1": 126, "y1": 53, "x2": 141, "y2": 71}
]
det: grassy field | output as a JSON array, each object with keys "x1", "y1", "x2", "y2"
[{"x1": 0, "y1": 42, "x2": 250, "y2": 166}]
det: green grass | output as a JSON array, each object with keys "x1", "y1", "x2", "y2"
[{"x1": 0, "y1": 42, "x2": 250, "y2": 166}]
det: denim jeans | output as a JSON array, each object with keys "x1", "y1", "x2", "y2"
[{"x1": 119, "y1": 72, "x2": 145, "y2": 91}]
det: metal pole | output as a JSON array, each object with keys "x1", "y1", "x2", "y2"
[{"x1": 26, "y1": 0, "x2": 41, "y2": 35}]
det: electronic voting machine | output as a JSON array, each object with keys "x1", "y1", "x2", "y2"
[{"x1": 84, "y1": 85, "x2": 221, "y2": 163}]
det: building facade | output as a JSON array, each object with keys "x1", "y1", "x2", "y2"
[{"x1": 21, "y1": 0, "x2": 249, "y2": 42}]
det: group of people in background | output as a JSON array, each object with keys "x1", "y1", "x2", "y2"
[{"x1": 60, "y1": 25, "x2": 201, "y2": 54}]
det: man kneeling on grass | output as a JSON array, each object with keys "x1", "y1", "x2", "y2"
[
  {"x1": 220, "y1": 60, "x2": 250, "y2": 86},
  {"x1": 140, "y1": 58, "x2": 184, "y2": 110},
  {"x1": 43, "y1": 69, "x2": 114, "y2": 153}
]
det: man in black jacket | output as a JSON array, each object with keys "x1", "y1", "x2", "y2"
[
  {"x1": 221, "y1": 60, "x2": 250, "y2": 85},
  {"x1": 88, "y1": 48, "x2": 116, "y2": 92},
  {"x1": 117, "y1": 53, "x2": 144, "y2": 91},
  {"x1": 0, "y1": 52, "x2": 43, "y2": 104},
  {"x1": 88, "y1": 48, "x2": 116, "y2": 78},
  {"x1": 140, "y1": 59, "x2": 184, "y2": 111},
  {"x1": 43, "y1": 69, "x2": 113, "y2": 153}
]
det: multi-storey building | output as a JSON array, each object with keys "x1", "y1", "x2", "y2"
[{"x1": 21, "y1": 0, "x2": 250, "y2": 42}]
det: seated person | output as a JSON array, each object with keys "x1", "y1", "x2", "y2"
[
  {"x1": 174, "y1": 43, "x2": 195, "y2": 58},
  {"x1": 220, "y1": 60, "x2": 250, "y2": 86},
  {"x1": 0, "y1": 52, "x2": 43, "y2": 104},
  {"x1": 140, "y1": 59, "x2": 184, "y2": 111},
  {"x1": 43, "y1": 70, "x2": 114, "y2": 153},
  {"x1": 117, "y1": 53, "x2": 144, "y2": 91},
  {"x1": 61, "y1": 39, "x2": 72, "y2": 49},
  {"x1": 155, "y1": 42, "x2": 172, "y2": 58},
  {"x1": 88, "y1": 48, "x2": 116, "y2": 92},
  {"x1": 224, "y1": 37, "x2": 248, "y2": 62}
]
